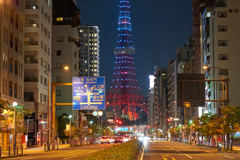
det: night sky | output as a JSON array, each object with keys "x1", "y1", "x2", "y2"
[{"x1": 76, "y1": 0, "x2": 193, "y2": 96}]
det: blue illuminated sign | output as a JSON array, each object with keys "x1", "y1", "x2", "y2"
[{"x1": 72, "y1": 77, "x2": 105, "y2": 110}]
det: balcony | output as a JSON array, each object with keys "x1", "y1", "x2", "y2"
[
  {"x1": 24, "y1": 77, "x2": 38, "y2": 82},
  {"x1": 25, "y1": 23, "x2": 39, "y2": 32},
  {"x1": 25, "y1": 39, "x2": 39, "y2": 50},
  {"x1": 25, "y1": 3, "x2": 38, "y2": 14}
]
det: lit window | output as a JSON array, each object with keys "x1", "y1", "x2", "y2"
[{"x1": 56, "y1": 17, "x2": 63, "y2": 22}]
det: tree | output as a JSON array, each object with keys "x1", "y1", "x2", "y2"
[
  {"x1": 221, "y1": 106, "x2": 240, "y2": 150},
  {"x1": 57, "y1": 113, "x2": 69, "y2": 139}
]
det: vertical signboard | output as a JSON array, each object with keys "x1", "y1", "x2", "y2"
[{"x1": 72, "y1": 77, "x2": 105, "y2": 110}]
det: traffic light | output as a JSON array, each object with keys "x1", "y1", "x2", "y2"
[{"x1": 115, "y1": 119, "x2": 122, "y2": 125}]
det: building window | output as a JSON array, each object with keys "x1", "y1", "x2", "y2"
[
  {"x1": 14, "y1": 83, "x2": 17, "y2": 98},
  {"x1": 56, "y1": 76, "x2": 61, "y2": 83},
  {"x1": 9, "y1": 81, "x2": 13, "y2": 97},
  {"x1": 218, "y1": 54, "x2": 228, "y2": 60},
  {"x1": 56, "y1": 50, "x2": 61, "y2": 56},
  {"x1": 56, "y1": 90, "x2": 61, "y2": 96},
  {"x1": 24, "y1": 92, "x2": 34, "y2": 102},
  {"x1": 9, "y1": 58, "x2": 13, "y2": 73},
  {"x1": 216, "y1": 0, "x2": 227, "y2": 7},
  {"x1": 10, "y1": 33, "x2": 14, "y2": 48},
  {"x1": 56, "y1": 36, "x2": 64, "y2": 42},
  {"x1": 218, "y1": 25, "x2": 227, "y2": 32},
  {"x1": 218, "y1": 40, "x2": 228, "y2": 46},
  {"x1": 40, "y1": 93, "x2": 42, "y2": 103},
  {"x1": 217, "y1": 11, "x2": 227, "y2": 18},
  {"x1": 14, "y1": 60, "x2": 18, "y2": 75},
  {"x1": 43, "y1": 94, "x2": 47, "y2": 103},
  {"x1": 219, "y1": 69, "x2": 229, "y2": 75},
  {"x1": 56, "y1": 63, "x2": 62, "y2": 69}
]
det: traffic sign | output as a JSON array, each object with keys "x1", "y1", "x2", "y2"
[{"x1": 72, "y1": 77, "x2": 105, "y2": 110}]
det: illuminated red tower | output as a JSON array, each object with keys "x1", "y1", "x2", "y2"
[{"x1": 107, "y1": 0, "x2": 146, "y2": 121}]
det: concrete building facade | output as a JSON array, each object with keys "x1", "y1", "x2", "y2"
[
  {"x1": 52, "y1": 0, "x2": 80, "y2": 119},
  {"x1": 167, "y1": 60, "x2": 178, "y2": 127},
  {"x1": 79, "y1": 26, "x2": 99, "y2": 77},
  {"x1": 200, "y1": 0, "x2": 240, "y2": 115},
  {"x1": 0, "y1": 0, "x2": 25, "y2": 150},
  {"x1": 24, "y1": 0, "x2": 52, "y2": 145}
]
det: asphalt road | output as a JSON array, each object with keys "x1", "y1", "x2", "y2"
[
  {"x1": 8, "y1": 144, "x2": 115, "y2": 160},
  {"x1": 143, "y1": 141, "x2": 240, "y2": 160}
]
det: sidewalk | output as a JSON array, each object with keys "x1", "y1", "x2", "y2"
[
  {"x1": 179, "y1": 140, "x2": 240, "y2": 153},
  {"x1": 1, "y1": 144, "x2": 71, "y2": 159}
]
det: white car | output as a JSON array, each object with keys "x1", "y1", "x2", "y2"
[{"x1": 100, "y1": 136, "x2": 110, "y2": 144}]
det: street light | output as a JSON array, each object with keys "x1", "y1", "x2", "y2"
[
  {"x1": 202, "y1": 65, "x2": 230, "y2": 108},
  {"x1": 89, "y1": 120, "x2": 93, "y2": 125},
  {"x1": 44, "y1": 65, "x2": 70, "y2": 149},
  {"x1": 13, "y1": 102, "x2": 18, "y2": 155},
  {"x1": 63, "y1": 65, "x2": 69, "y2": 71},
  {"x1": 69, "y1": 115, "x2": 72, "y2": 146}
]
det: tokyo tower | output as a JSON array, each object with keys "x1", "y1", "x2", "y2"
[{"x1": 107, "y1": 0, "x2": 146, "y2": 121}]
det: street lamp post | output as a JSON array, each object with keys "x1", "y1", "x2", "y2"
[
  {"x1": 45, "y1": 65, "x2": 69, "y2": 150},
  {"x1": 203, "y1": 65, "x2": 230, "y2": 108},
  {"x1": 69, "y1": 115, "x2": 72, "y2": 146},
  {"x1": 13, "y1": 102, "x2": 18, "y2": 155}
]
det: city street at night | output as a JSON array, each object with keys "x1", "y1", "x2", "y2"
[
  {"x1": 8, "y1": 144, "x2": 115, "y2": 160},
  {"x1": 144, "y1": 141, "x2": 240, "y2": 160},
  {"x1": 1, "y1": 0, "x2": 240, "y2": 159}
]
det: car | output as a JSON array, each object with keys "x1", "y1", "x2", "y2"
[
  {"x1": 114, "y1": 136, "x2": 123, "y2": 143},
  {"x1": 109, "y1": 137, "x2": 115, "y2": 143},
  {"x1": 100, "y1": 136, "x2": 110, "y2": 144}
]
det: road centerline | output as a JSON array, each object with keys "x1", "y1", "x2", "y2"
[
  {"x1": 185, "y1": 154, "x2": 193, "y2": 159},
  {"x1": 224, "y1": 155, "x2": 235, "y2": 159}
]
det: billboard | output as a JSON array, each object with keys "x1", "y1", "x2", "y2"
[
  {"x1": 177, "y1": 73, "x2": 205, "y2": 107},
  {"x1": 72, "y1": 77, "x2": 105, "y2": 110}
]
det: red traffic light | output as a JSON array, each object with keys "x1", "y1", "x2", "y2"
[{"x1": 115, "y1": 119, "x2": 122, "y2": 125}]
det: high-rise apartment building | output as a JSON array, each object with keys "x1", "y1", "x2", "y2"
[
  {"x1": 52, "y1": 0, "x2": 80, "y2": 117},
  {"x1": 200, "y1": 0, "x2": 240, "y2": 115},
  {"x1": 0, "y1": 0, "x2": 25, "y2": 150},
  {"x1": 147, "y1": 75, "x2": 154, "y2": 127},
  {"x1": 147, "y1": 66, "x2": 168, "y2": 130},
  {"x1": 24, "y1": 0, "x2": 52, "y2": 145},
  {"x1": 192, "y1": 0, "x2": 215, "y2": 73},
  {"x1": 167, "y1": 60, "x2": 178, "y2": 127},
  {"x1": 154, "y1": 67, "x2": 168, "y2": 131},
  {"x1": 79, "y1": 26, "x2": 99, "y2": 77}
]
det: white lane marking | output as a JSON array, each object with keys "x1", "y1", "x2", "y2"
[
  {"x1": 224, "y1": 155, "x2": 235, "y2": 159},
  {"x1": 63, "y1": 156, "x2": 79, "y2": 160},
  {"x1": 140, "y1": 146, "x2": 144, "y2": 160},
  {"x1": 185, "y1": 154, "x2": 193, "y2": 159}
]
